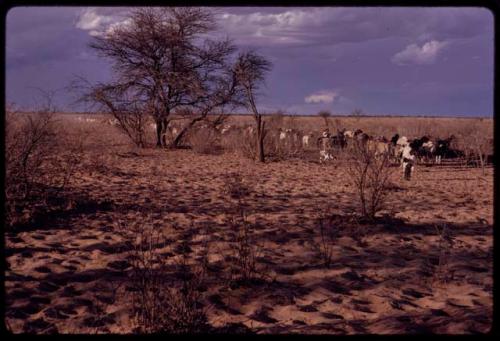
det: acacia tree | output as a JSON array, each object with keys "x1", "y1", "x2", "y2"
[
  {"x1": 233, "y1": 51, "x2": 272, "y2": 162},
  {"x1": 85, "y1": 7, "x2": 239, "y2": 148}
]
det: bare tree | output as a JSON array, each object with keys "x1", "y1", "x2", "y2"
[
  {"x1": 351, "y1": 108, "x2": 364, "y2": 122},
  {"x1": 233, "y1": 51, "x2": 272, "y2": 162},
  {"x1": 318, "y1": 110, "x2": 331, "y2": 129},
  {"x1": 83, "y1": 7, "x2": 239, "y2": 148}
]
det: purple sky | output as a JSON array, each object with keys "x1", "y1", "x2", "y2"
[{"x1": 6, "y1": 6, "x2": 494, "y2": 116}]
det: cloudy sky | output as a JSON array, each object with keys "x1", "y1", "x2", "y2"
[{"x1": 6, "y1": 6, "x2": 494, "y2": 116}]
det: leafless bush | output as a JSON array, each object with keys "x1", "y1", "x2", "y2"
[
  {"x1": 125, "y1": 221, "x2": 210, "y2": 333},
  {"x1": 318, "y1": 110, "x2": 331, "y2": 128},
  {"x1": 350, "y1": 108, "x2": 364, "y2": 122},
  {"x1": 430, "y1": 223, "x2": 455, "y2": 286},
  {"x1": 188, "y1": 127, "x2": 221, "y2": 155},
  {"x1": 222, "y1": 173, "x2": 263, "y2": 285},
  {"x1": 456, "y1": 123, "x2": 493, "y2": 173},
  {"x1": 222, "y1": 172, "x2": 252, "y2": 200},
  {"x1": 5, "y1": 109, "x2": 83, "y2": 228},
  {"x1": 112, "y1": 107, "x2": 149, "y2": 148},
  {"x1": 312, "y1": 215, "x2": 340, "y2": 268},
  {"x1": 238, "y1": 133, "x2": 258, "y2": 160},
  {"x1": 343, "y1": 142, "x2": 395, "y2": 221},
  {"x1": 218, "y1": 129, "x2": 255, "y2": 159},
  {"x1": 226, "y1": 205, "x2": 262, "y2": 284}
]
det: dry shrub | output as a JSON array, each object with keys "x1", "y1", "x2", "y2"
[
  {"x1": 343, "y1": 142, "x2": 395, "y2": 221},
  {"x1": 218, "y1": 127, "x2": 257, "y2": 159},
  {"x1": 312, "y1": 214, "x2": 340, "y2": 268},
  {"x1": 100, "y1": 108, "x2": 149, "y2": 148},
  {"x1": 431, "y1": 223, "x2": 455, "y2": 286},
  {"x1": 125, "y1": 220, "x2": 210, "y2": 334},
  {"x1": 226, "y1": 205, "x2": 261, "y2": 284},
  {"x1": 5, "y1": 110, "x2": 83, "y2": 228},
  {"x1": 222, "y1": 172, "x2": 252, "y2": 200},
  {"x1": 318, "y1": 110, "x2": 331, "y2": 128},
  {"x1": 188, "y1": 127, "x2": 221, "y2": 155},
  {"x1": 222, "y1": 173, "x2": 264, "y2": 285},
  {"x1": 237, "y1": 133, "x2": 258, "y2": 160},
  {"x1": 455, "y1": 122, "x2": 493, "y2": 171}
]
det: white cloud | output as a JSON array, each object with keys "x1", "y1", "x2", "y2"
[
  {"x1": 216, "y1": 7, "x2": 488, "y2": 48},
  {"x1": 392, "y1": 40, "x2": 448, "y2": 65},
  {"x1": 305, "y1": 90, "x2": 339, "y2": 104},
  {"x1": 75, "y1": 8, "x2": 130, "y2": 37},
  {"x1": 75, "y1": 8, "x2": 116, "y2": 31}
]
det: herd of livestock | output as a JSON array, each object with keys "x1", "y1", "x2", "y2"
[
  {"x1": 77, "y1": 115, "x2": 492, "y2": 181},
  {"x1": 312, "y1": 128, "x2": 461, "y2": 180}
]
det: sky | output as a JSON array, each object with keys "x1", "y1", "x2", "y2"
[{"x1": 5, "y1": 6, "x2": 494, "y2": 116}]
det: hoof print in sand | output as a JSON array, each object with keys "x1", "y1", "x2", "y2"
[
  {"x1": 250, "y1": 306, "x2": 278, "y2": 324},
  {"x1": 106, "y1": 260, "x2": 131, "y2": 271},
  {"x1": 38, "y1": 281, "x2": 60, "y2": 293},
  {"x1": 298, "y1": 304, "x2": 318, "y2": 312},
  {"x1": 23, "y1": 318, "x2": 58, "y2": 334}
]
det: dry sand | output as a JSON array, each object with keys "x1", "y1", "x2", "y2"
[{"x1": 5, "y1": 121, "x2": 493, "y2": 334}]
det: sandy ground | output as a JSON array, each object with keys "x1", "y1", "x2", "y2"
[{"x1": 5, "y1": 144, "x2": 493, "y2": 334}]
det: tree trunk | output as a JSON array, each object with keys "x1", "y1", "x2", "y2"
[
  {"x1": 155, "y1": 118, "x2": 163, "y2": 147},
  {"x1": 154, "y1": 117, "x2": 169, "y2": 148},
  {"x1": 256, "y1": 115, "x2": 265, "y2": 162},
  {"x1": 478, "y1": 150, "x2": 485, "y2": 175}
]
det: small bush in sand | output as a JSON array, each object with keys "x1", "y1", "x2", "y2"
[
  {"x1": 126, "y1": 222, "x2": 210, "y2": 334},
  {"x1": 313, "y1": 215, "x2": 340, "y2": 268},
  {"x1": 226, "y1": 203, "x2": 262, "y2": 284},
  {"x1": 343, "y1": 141, "x2": 395, "y2": 221},
  {"x1": 5, "y1": 109, "x2": 83, "y2": 229},
  {"x1": 189, "y1": 127, "x2": 221, "y2": 155},
  {"x1": 222, "y1": 172, "x2": 252, "y2": 200},
  {"x1": 220, "y1": 129, "x2": 257, "y2": 159},
  {"x1": 238, "y1": 134, "x2": 258, "y2": 160},
  {"x1": 431, "y1": 223, "x2": 455, "y2": 286},
  {"x1": 222, "y1": 173, "x2": 264, "y2": 285}
]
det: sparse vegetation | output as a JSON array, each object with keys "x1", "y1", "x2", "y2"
[
  {"x1": 318, "y1": 110, "x2": 331, "y2": 128},
  {"x1": 189, "y1": 126, "x2": 221, "y2": 155},
  {"x1": 125, "y1": 220, "x2": 210, "y2": 334},
  {"x1": 431, "y1": 223, "x2": 455, "y2": 286},
  {"x1": 350, "y1": 108, "x2": 365, "y2": 122},
  {"x1": 5, "y1": 104, "x2": 83, "y2": 229},
  {"x1": 313, "y1": 214, "x2": 340, "y2": 268},
  {"x1": 4, "y1": 113, "x2": 493, "y2": 334},
  {"x1": 233, "y1": 51, "x2": 273, "y2": 162},
  {"x1": 222, "y1": 173, "x2": 263, "y2": 285},
  {"x1": 5, "y1": 4, "x2": 495, "y2": 335},
  {"x1": 344, "y1": 141, "x2": 395, "y2": 221}
]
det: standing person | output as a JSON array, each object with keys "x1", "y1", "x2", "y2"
[
  {"x1": 402, "y1": 144, "x2": 415, "y2": 180},
  {"x1": 317, "y1": 129, "x2": 333, "y2": 162}
]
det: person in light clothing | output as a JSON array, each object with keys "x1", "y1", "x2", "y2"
[{"x1": 402, "y1": 144, "x2": 415, "y2": 180}]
